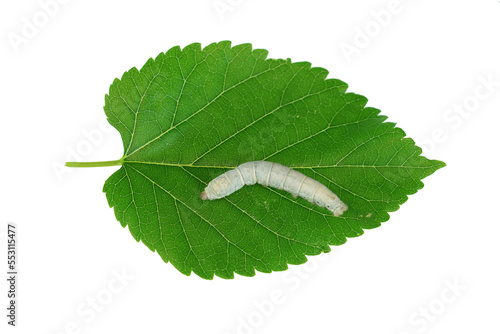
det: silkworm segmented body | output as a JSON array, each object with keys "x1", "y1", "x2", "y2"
[{"x1": 200, "y1": 161, "x2": 348, "y2": 217}]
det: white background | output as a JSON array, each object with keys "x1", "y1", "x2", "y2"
[{"x1": 1, "y1": 0, "x2": 499, "y2": 333}]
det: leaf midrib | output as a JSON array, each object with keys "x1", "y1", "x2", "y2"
[{"x1": 123, "y1": 160, "x2": 436, "y2": 170}]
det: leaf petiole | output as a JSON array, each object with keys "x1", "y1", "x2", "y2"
[{"x1": 65, "y1": 158, "x2": 124, "y2": 168}]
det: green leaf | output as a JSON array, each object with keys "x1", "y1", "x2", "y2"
[{"x1": 69, "y1": 41, "x2": 445, "y2": 279}]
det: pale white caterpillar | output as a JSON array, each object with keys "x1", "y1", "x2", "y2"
[{"x1": 200, "y1": 161, "x2": 348, "y2": 217}]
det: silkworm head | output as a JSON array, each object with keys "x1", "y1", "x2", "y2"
[
  {"x1": 333, "y1": 203, "x2": 348, "y2": 217},
  {"x1": 325, "y1": 196, "x2": 348, "y2": 217}
]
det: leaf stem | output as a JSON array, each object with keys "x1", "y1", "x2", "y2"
[{"x1": 65, "y1": 158, "x2": 124, "y2": 168}]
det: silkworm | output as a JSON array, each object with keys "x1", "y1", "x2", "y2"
[{"x1": 200, "y1": 161, "x2": 348, "y2": 217}]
